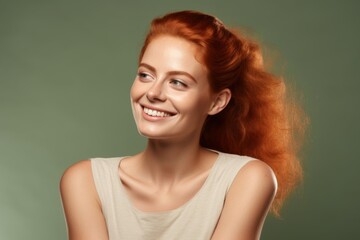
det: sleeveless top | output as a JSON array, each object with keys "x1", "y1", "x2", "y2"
[{"x1": 91, "y1": 151, "x2": 255, "y2": 240}]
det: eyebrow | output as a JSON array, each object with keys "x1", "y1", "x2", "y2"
[{"x1": 138, "y1": 63, "x2": 198, "y2": 83}]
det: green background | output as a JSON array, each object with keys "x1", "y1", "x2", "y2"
[{"x1": 1, "y1": 0, "x2": 359, "y2": 239}]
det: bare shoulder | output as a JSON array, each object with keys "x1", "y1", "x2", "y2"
[
  {"x1": 235, "y1": 159, "x2": 278, "y2": 193},
  {"x1": 60, "y1": 160, "x2": 95, "y2": 197},
  {"x1": 225, "y1": 159, "x2": 277, "y2": 215},
  {"x1": 61, "y1": 160, "x2": 92, "y2": 180},
  {"x1": 60, "y1": 159, "x2": 101, "y2": 209},
  {"x1": 60, "y1": 160, "x2": 108, "y2": 239},
  {"x1": 211, "y1": 159, "x2": 277, "y2": 240},
  {"x1": 60, "y1": 159, "x2": 102, "y2": 208}
]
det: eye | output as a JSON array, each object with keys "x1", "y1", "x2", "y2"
[
  {"x1": 169, "y1": 79, "x2": 187, "y2": 88},
  {"x1": 137, "y1": 72, "x2": 154, "y2": 81}
]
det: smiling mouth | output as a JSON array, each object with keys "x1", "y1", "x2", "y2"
[{"x1": 143, "y1": 107, "x2": 176, "y2": 117}]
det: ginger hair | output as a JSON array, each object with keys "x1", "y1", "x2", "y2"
[{"x1": 138, "y1": 10, "x2": 307, "y2": 216}]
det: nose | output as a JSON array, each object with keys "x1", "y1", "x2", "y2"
[{"x1": 146, "y1": 81, "x2": 166, "y2": 102}]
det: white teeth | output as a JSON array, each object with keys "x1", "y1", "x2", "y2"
[{"x1": 143, "y1": 107, "x2": 171, "y2": 117}]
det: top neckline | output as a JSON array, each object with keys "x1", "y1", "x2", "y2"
[{"x1": 114, "y1": 150, "x2": 223, "y2": 216}]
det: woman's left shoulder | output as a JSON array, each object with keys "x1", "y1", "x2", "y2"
[
  {"x1": 231, "y1": 158, "x2": 278, "y2": 197},
  {"x1": 211, "y1": 159, "x2": 278, "y2": 239},
  {"x1": 221, "y1": 152, "x2": 277, "y2": 186}
]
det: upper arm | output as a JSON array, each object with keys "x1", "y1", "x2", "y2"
[
  {"x1": 211, "y1": 160, "x2": 277, "y2": 240},
  {"x1": 60, "y1": 160, "x2": 109, "y2": 240}
]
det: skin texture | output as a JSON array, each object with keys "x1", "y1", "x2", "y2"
[
  {"x1": 60, "y1": 160, "x2": 108, "y2": 240},
  {"x1": 131, "y1": 35, "x2": 229, "y2": 142},
  {"x1": 60, "y1": 35, "x2": 276, "y2": 240}
]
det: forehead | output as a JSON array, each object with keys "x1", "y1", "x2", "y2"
[{"x1": 140, "y1": 35, "x2": 207, "y2": 75}]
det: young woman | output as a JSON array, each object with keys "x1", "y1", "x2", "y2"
[{"x1": 60, "y1": 10, "x2": 305, "y2": 240}]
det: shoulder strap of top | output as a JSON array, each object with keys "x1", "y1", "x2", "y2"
[
  {"x1": 211, "y1": 152, "x2": 256, "y2": 193},
  {"x1": 90, "y1": 157, "x2": 122, "y2": 212}
]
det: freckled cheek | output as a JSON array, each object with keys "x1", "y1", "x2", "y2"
[
  {"x1": 130, "y1": 81, "x2": 146, "y2": 101},
  {"x1": 130, "y1": 86, "x2": 137, "y2": 101},
  {"x1": 172, "y1": 94, "x2": 210, "y2": 116}
]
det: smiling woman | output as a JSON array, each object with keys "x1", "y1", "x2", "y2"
[{"x1": 60, "y1": 10, "x2": 306, "y2": 240}]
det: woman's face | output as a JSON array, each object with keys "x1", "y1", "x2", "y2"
[{"x1": 130, "y1": 35, "x2": 216, "y2": 142}]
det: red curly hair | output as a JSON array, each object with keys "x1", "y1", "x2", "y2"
[{"x1": 138, "y1": 10, "x2": 307, "y2": 216}]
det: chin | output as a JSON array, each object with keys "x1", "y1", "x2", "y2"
[{"x1": 136, "y1": 127, "x2": 169, "y2": 139}]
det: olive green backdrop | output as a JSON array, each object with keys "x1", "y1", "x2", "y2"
[{"x1": 1, "y1": 0, "x2": 359, "y2": 239}]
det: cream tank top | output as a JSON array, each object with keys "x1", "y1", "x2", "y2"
[{"x1": 91, "y1": 151, "x2": 255, "y2": 240}]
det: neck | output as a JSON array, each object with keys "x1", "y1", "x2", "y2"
[{"x1": 139, "y1": 136, "x2": 205, "y2": 183}]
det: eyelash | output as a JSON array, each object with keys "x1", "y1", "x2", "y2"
[
  {"x1": 137, "y1": 71, "x2": 188, "y2": 88},
  {"x1": 137, "y1": 72, "x2": 153, "y2": 81},
  {"x1": 170, "y1": 79, "x2": 187, "y2": 88}
]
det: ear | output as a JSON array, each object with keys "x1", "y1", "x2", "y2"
[{"x1": 208, "y1": 88, "x2": 231, "y2": 115}]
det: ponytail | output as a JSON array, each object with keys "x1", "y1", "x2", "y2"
[{"x1": 140, "y1": 10, "x2": 308, "y2": 216}]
